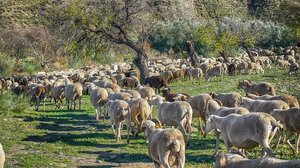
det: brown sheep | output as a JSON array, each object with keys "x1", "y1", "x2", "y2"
[
  {"x1": 271, "y1": 108, "x2": 300, "y2": 154},
  {"x1": 246, "y1": 93, "x2": 299, "y2": 108},
  {"x1": 210, "y1": 92, "x2": 242, "y2": 107},
  {"x1": 145, "y1": 76, "x2": 168, "y2": 94},
  {"x1": 238, "y1": 80, "x2": 276, "y2": 96}
]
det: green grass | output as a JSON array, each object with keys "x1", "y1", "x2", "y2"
[{"x1": 1, "y1": 67, "x2": 300, "y2": 167}]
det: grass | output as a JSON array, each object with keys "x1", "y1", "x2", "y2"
[{"x1": 1, "y1": 67, "x2": 300, "y2": 168}]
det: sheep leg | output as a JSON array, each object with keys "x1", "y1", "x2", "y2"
[
  {"x1": 117, "y1": 123, "x2": 122, "y2": 141},
  {"x1": 261, "y1": 140, "x2": 274, "y2": 157},
  {"x1": 269, "y1": 127, "x2": 278, "y2": 144},
  {"x1": 214, "y1": 129, "x2": 220, "y2": 155},
  {"x1": 153, "y1": 161, "x2": 160, "y2": 168},
  {"x1": 43, "y1": 98, "x2": 45, "y2": 112},
  {"x1": 78, "y1": 96, "x2": 82, "y2": 110},
  {"x1": 111, "y1": 124, "x2": 116, "y2": 138},
  {"x1": 296, "y1": 133, "x2": 300, "y2": 154},
  {"x1": 35, "y1": 96, "x2": 39, "y2": 111},
  {"x1": 66, "y1": 99, "x2": 70, "y2": 110},
  {"x1": 285, "y1": 130, "x2": 296, "y2": 154},
  {"x1": 127, "y1": 118, "x2": 130, "y2": 144},
  {"x1": 160, "y1": 151, "x2": 171, "y2": 168},
  {"x1": 178, "y1": 149, "x2": 186, "y2": 168},
  {"x1": 95, "y1": 109, "x2": 99, "y2": 120},
  {"x1": 274, "y1": 127, "x2": 283, "y2": 148},
  {"x1": 179, "y1": 122, "x2": 187, "y2": 144},
  {"x1": 198, "y1": 117, "x2": 205, "y2": 136},
  {"x1": 73, "y1": 100, "x2": 76, "y2": 110}
]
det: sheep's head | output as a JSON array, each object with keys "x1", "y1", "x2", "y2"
[
  {"x1": 149, "y1": 95, "x2": 164, "y2": 106},
  {"x1": 204, "y1": 115, "x2": 217, "y2": 137},
  {"x1": 270, "y1": 109, "x2": 285, "y2": 122},
  {"x1": 237, "y1": 80, "x2": 251, "y2": 89},
  {"x1": 142, "y1": 120, "x2": 157, "y2": 143},
  {"x1": 215, "y1": 152, "x2": 247, "y2": 168}
]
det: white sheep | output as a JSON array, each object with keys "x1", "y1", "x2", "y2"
[
  {"x1": 107, "y1": 100, "x2": 131, "y2": 143},
  {"x1": 205, "y1": 113, "x2": 283, "y2": 156},
  {"x1": 188, "y1": 94, "x2": 212, "y2": 135},
  {"x1": 241, "y1": 97, "x2": 289, "y2": 114},
  {"x1": 51, "y1": 81, "x2": 65, "y2": 109},
  {"x1": 143, "y1": 120, "x2": 185, "y2": 168},
  {"x1": 205, "y1": 65, "x2": 225, "y2": 81},
  {"x1": 89, "y1": 83, "x2": 109, "y2": 120},
  {"x1": 64, "y1": 82, "x2": 83, "y2": 110},
  {"x1": 0, "y1": 143, "x2": 4, "y2": 168},
  {"x1": 136, "y1": 85, "x2": 155, "y2": 100},
  {"x1": 238, "y1": 80, "x2": 276, "y2": 96},
  {"x1": 205, "y1": 99, "x2": 249, "y2": 154},
  {"x1": 215, "y1": 152, "x2": 300, "y2": 168},
  {"x1": 149, "y1": 95, "x2": 192, "y2": 142}
]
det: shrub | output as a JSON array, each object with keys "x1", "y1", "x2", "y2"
[
  {"x1": 0, "y1": 91, "x2": 30, "y2": 115},
  {"x1": 0, "y1": 52, "x2": 15, "y2": 78}
]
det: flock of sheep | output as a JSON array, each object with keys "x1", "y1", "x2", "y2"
[{"x1": 0, "y1": 46, "x2": 300, "y2": 167}]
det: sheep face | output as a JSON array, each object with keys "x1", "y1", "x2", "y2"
[
  {"x1": 143, "y1": 120, "x2": 156, "y2": 143},
  {"x1": 270, "y1": 109, "x2": 285, "y2": 122},
  {"x1": 204, "y1": 116, "x2": 216, "y2": 136}
]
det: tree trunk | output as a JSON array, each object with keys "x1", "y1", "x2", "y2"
[
  {"x1": 186, "y1": 41, "x2": 200, "y2": 68},
  {"x1": 220, "y1": 50, "x2": 229, "y2": 63},
  {"x1": 133, "y1": 53, "x2": 149, "y2": 84},
  {"x1": 244, "y1": 45, "x2": 256, "y2": 63}
]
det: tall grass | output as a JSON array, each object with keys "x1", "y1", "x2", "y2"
[{"x1": 0, "y1": 91, "x2": 30, "y2": 115}]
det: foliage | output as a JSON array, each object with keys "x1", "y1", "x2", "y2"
[
  {"x1": 19, "y1": 57, "x2": 42, "y2": 75},
  {"x1": 0, "y1": 52, "x2": 15, "y2": 78},
  {"x1": 0, "y1": 91, "x2": 30, "y2": 115},
  {"x1": 150, "y1": 19, "x2": 195, "y2": 54}
]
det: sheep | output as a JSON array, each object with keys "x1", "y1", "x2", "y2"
[
  {"x1": 162, "y1": 88, "x2": 190, "y2": 102},
  {"x1": 51, "y1": 82, "x2": 65, "y2": 109},
  {"x1": 124, "y1": 89, "x2": 141, "y2": 99},
  {"x1": 271, "y1": 108, "x2": 300, "y2": 154},
  {"x1": 241, "y1": 97, "x2": 289, "y2": 114},
  {"x1": 210, "y1": 92, "x2": 242, "y2": 107},
  {"x1": 108, "y1": 92, "x2": 132, "y2": 101},
  {"x1": 227, "y1": 63, "x2": 237, "y2": 75},
  {"x1": 246, "y1": 93, "x2": 299, "y2": 108},
  {"x1": 64, "y1": 82, "x2": 83, "y2": 110},
  {"x1": 107, "y1": 100, "x2": 131, "y2": 143},
  {"x1": 128, "y1": 98, "x2": 152, "y2": 137},
  {"x1": 89, "y1": 83, "x2": 109, "y2": 120},
  {"x1": 136, "y1": 85, "x2": 155, "y2": 100},
  {"x1": 205, "y1": 113, "x2": 283, "y2": 156},
  {"x1": 188, "y1": 94, "x2": 212, "y2": 135},
  {"x1": 205, "y1": 65, "x2": 224, "y2": 81},
  {"x1": 0, "y1": 143, "x2": 5, "y2": 168},
  {"x1": 143, "y1": 120, "x2": 185, "y2": 168},
  {"x1": 236, "y1": 61, "x2": 249, "y2": 74},
  {"x1": 205, "y1": 99, "x2": 249, "y2": 154},
  {"x1": 172, "y1": 69, "x2": 185, "y2": 81},
  {"x1": 149, "y1": 95, "x2": 192, "y2": 142},
  {"x1": 215, "y1": 152, "x2": 300, "y2": 168},
  {"x1": 248, "y1": 62, "x2": 264, "y2": 74},
  {"x1": 29, "y1": 84, "x2": 47, "y2": 111},
  {"x1": 288, "y1": 62, "x2": 299, "y2": 75},
  {"x1": 161, "y1": 70, "x2": 173, "y2": 82},
  {"x1": 122, "y1": 76, "x2": 140, "y2": 89},
  {"x1": 145, "y1": 76, "x2": 167, "y2": 93},
  {"x1": 106, "y1": 83, "x2": 121, "y2": 93},
  {"x1": 206, "y1": 99, "x2": 249, "y2": 117},
  {"x1": 238, "y1": 80, "x2": 276, "y2": 96},
  {"x1": 185, "y1": 67, "x2": 203, "y2": 83}
]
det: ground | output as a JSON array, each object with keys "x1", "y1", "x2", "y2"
[{"x1": 1, "y1": 67, "x2": 300, "y2": 168}]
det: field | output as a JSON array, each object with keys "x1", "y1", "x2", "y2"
[{"x1": 1, "y1": 67, "x2": 300, "y2": 168}]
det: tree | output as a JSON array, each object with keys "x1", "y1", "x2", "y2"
[{"x1": 46, "y1": 0, "x2": 196, "y2": 83}]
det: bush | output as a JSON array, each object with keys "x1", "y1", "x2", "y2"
[
  {"x1": 0, "y1": 52, "x2": 15, "y2": 78},
  {"x1": 0, "y1": 91, "x2": 30, "y2": 115}
]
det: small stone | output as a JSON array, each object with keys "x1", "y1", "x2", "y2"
[
  {"x1": 95, "y1": 160, "x2": 102, "y2": 163},
  {"x1": 109, "y1": 155, "x2": 117, "y2": 159}
]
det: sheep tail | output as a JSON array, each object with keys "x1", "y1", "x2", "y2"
[
  {"x1": 168, "y1": 139, "x2": 181, "y2": 153},
  {"x1": 271, "y1": 120, "x2": 283, "y2": 129}
]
